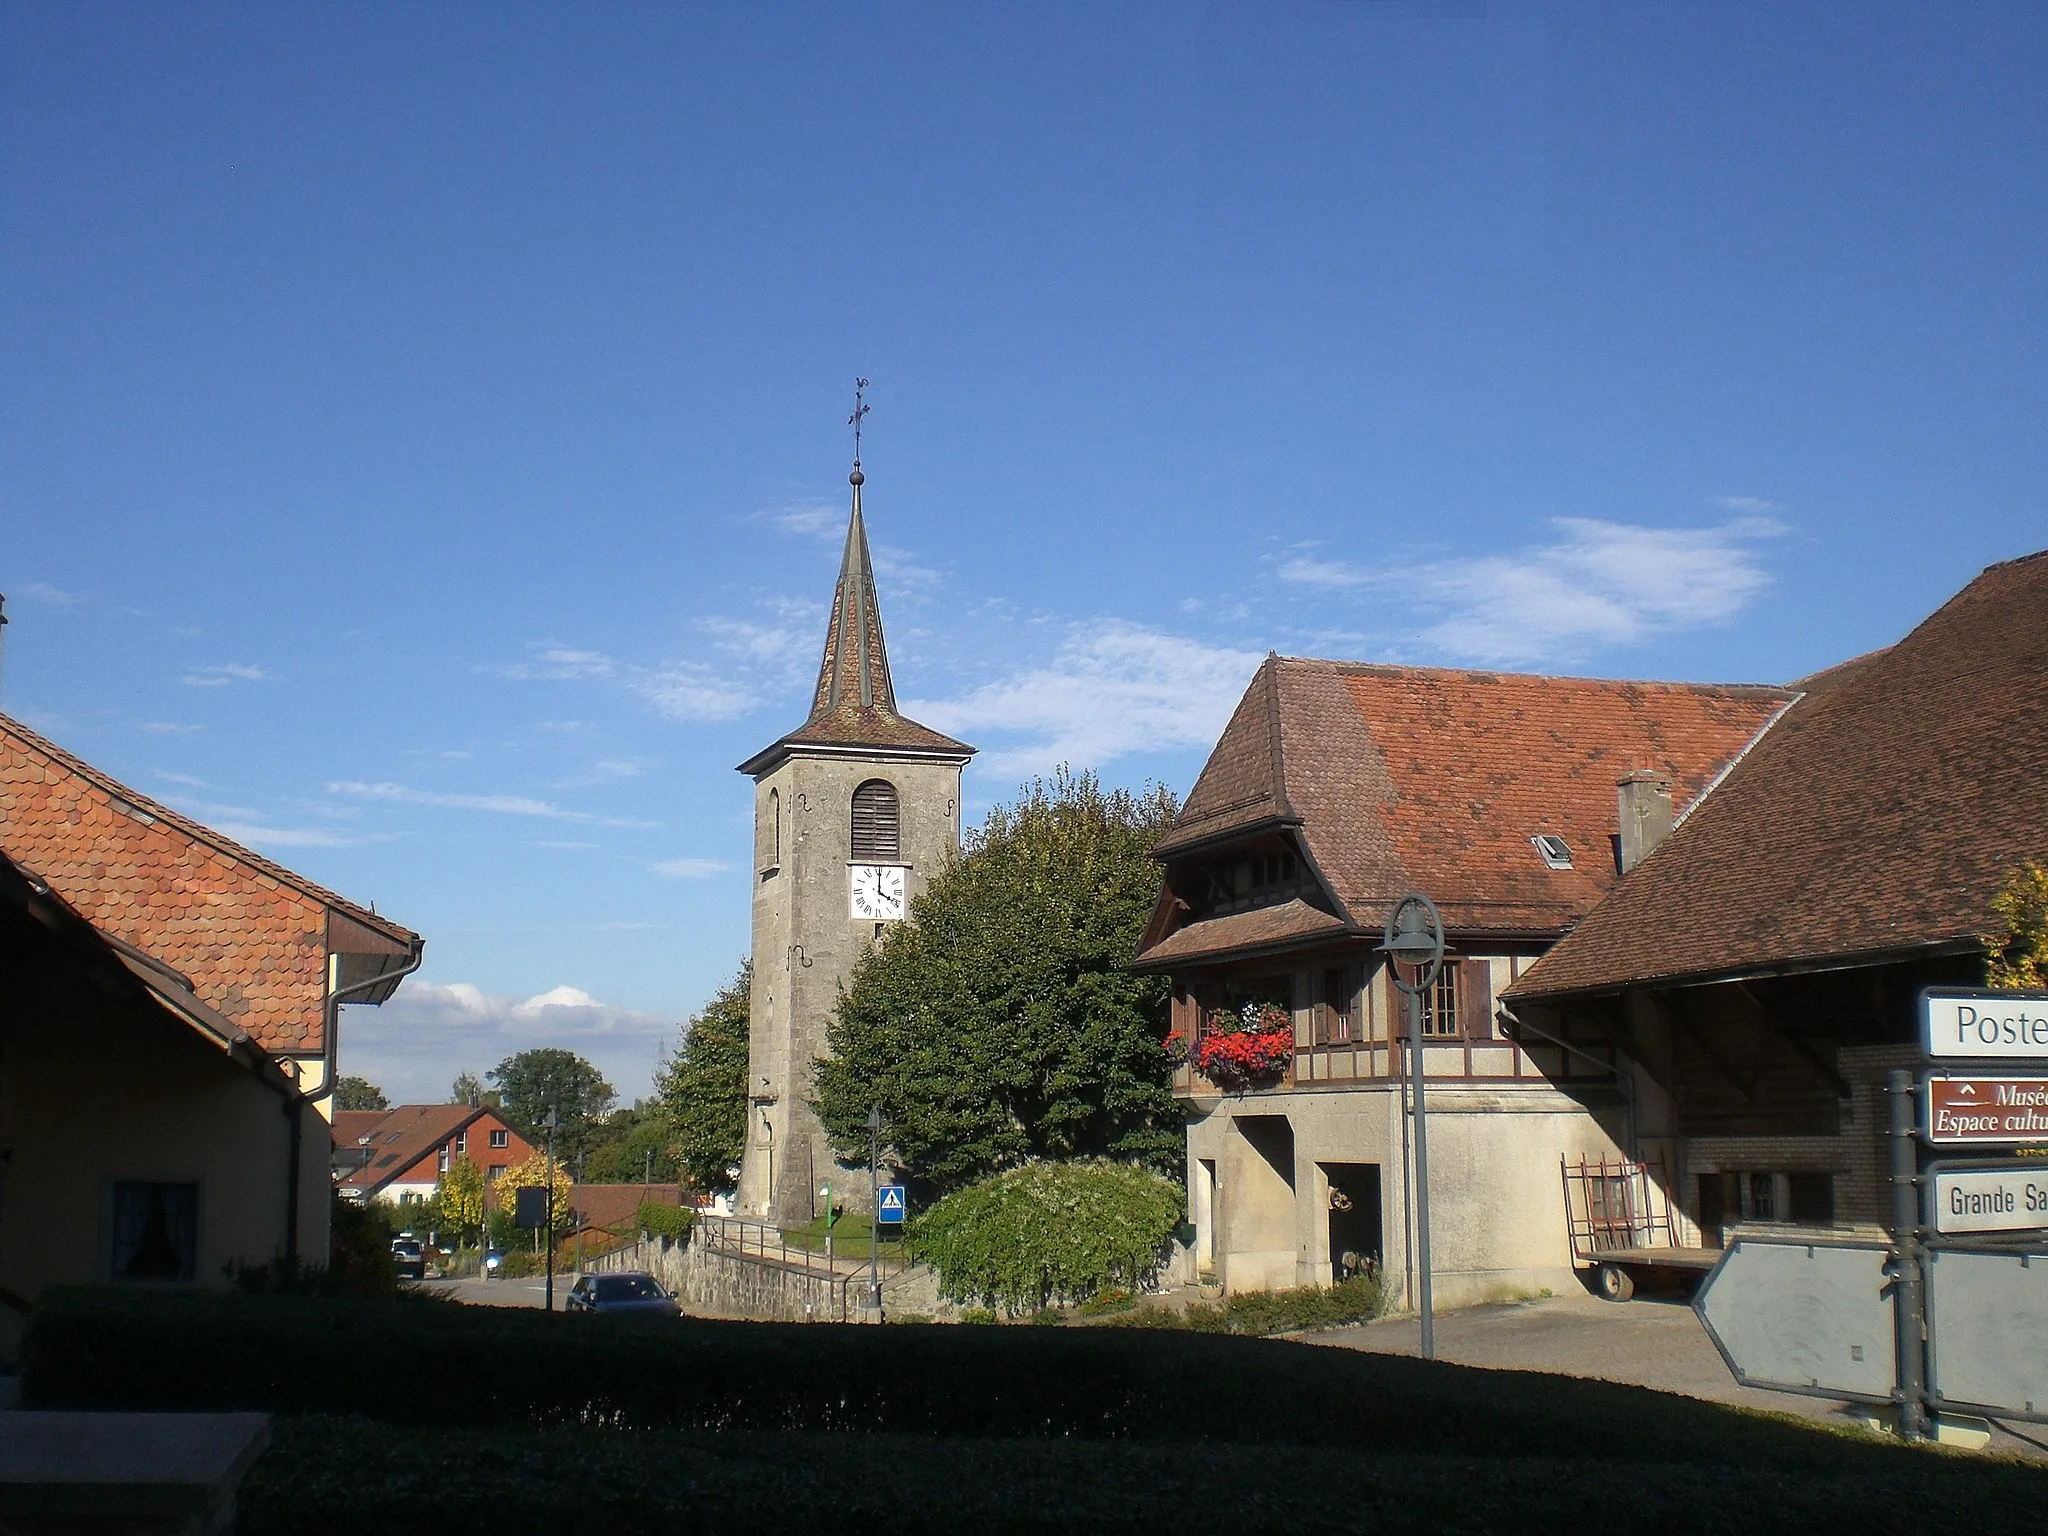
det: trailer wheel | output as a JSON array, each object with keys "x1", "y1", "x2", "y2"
[{"x1": 1597, "y1": 1264, "x2": 1635, "y2": 1303}]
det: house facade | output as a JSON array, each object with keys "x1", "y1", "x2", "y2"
[
  {"x1": 1503, "y1": 550, "x2": 2048, "y2": 1248},
  {"x1": 333, "y1": 1104, "x2": 536, "y2": 1205},
  {"x1": 1133, "y1": 656, "x2": 1793, "y2": 1304},
  {"x1": 0, "y1": 850, "x2": 337, "y2": 1351}
]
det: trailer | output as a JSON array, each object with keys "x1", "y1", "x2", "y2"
[{"x1": 1561, "y1": 1156, "x2": 1719, "y2": 1301}]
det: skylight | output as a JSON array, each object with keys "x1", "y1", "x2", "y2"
[{"x1": 1532, "y1": 834, "x2": 1573, "y2": 870}]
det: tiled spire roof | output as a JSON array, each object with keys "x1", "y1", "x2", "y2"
[{"x1": 737, "y1": 463, "x2": 973, "y2": 776}]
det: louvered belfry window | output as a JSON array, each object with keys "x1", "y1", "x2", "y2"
[{"x1": 851, "y1": 779, "x2": 901, "y2": 862}]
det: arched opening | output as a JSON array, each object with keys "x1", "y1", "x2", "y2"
[
  {"x1": 850, "y1": 779, "x2": 900, "y2": 862},
  {"x1": 758, "y1": 787, "x2": 781, "y2": 871}
]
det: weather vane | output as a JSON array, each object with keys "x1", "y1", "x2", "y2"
[{"x1": 849, "y1": 377, "x2": 870, "y2": 467}]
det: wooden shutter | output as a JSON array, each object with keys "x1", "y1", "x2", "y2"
[
  {"x1": 1458, "y1": 958, "x2": 1493, "y2": 1039},
  {"x1": 850, "y1": 780, "x2": 900, "y2": 861}
]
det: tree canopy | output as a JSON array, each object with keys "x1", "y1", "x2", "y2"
[
  {"x1": 654, "y1": 961, "x2": 751, "y2": 1195},
  {"x1": 486, "y1": 1048, "x2": 615, "y2": 1161},
  {"x1": 332, "y1": 1075, "x2": 388, "y2": 1111},
  {"x1": 814, "y1": 768, "x2": 1181, "y2": 1196},
  {"x1": 1985, "y1": 859, "x2": 2048, "y2": 988}
]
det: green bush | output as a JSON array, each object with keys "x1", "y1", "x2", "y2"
[
  {"x1": 1074, "y1": 1287, "x2": 1133, "y2": 1317},
  {"x1": 911, "y1": 1161, "x2": 1183, "y2": 1315},
  {"x1": 17, "y1": 1287, "x2": 1969, "y2": 1480},
  {"x1": 1117, "y1": 1270, "x2": 1392, "y2": 1336},
  {"x1": 328, "y1": 1194, "x2": 399, "y2": 1298},
  {"x1": 636, "y1": 1202, "x2": 694, "y2": 1242}
]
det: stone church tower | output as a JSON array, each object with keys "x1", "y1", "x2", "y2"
[{"x1": 733, "y1": 455, "x2": 973, "y2": 1226}]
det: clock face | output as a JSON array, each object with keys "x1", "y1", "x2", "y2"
[{"x1": 849, "y1": 864, "x2": 907, "y2": 921}]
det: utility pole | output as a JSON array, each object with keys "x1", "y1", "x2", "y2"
[
  {"x1": 543, "y1": 1106, "x2": 559, "y2": 1314},
  {"x1": 866, "y1": 1106, "x2": 884, "y2": 1321},
  {"x1": 574, "y1": 1150, "x2": 586, "y2": 1281},
  {"x1": 1379, "y1": 893, "x2": 1445, "y2": 1362}
]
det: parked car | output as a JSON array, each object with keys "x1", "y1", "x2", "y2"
[
  {"x1": 391, "y1": 1238, "x2": 425, "y2": 1281},
  {"x1": 565, "y1": 1271, "x2": 678, "y2": 1317}
]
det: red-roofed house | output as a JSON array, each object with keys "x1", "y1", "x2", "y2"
[
  {"x1": 334, "y1": 1104, "x2": 536, "y2": 1205},
  {"x1": 1134, "y1": 655, "x2": 1793, "y2": 1301}
]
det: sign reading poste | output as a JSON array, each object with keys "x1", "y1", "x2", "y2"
[
  {"x1": 1923, "y1": 989, "x2": 2048, "y2": 1061},
  {"x1": 1925, "y1": 1077, "x2": 2048, "y2": 1146}
]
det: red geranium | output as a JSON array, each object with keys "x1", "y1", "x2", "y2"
[{"x1": 1188, "y1": 1001, "x2": 1293, "y2": 1089}]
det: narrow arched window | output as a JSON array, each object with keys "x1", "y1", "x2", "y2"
[
  {"x1": 758, "y1": 787, "x2": 781, "y2": 871},
  {"x1": 850, "y1": 779, "x2": 900, "y2": 862}
]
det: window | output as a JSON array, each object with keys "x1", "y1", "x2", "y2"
[
  {"x1": 453, "y1": 1132, "x2": 466, "y2": 1155},
  {"x1": 851, "y1": 779, "x2": 900, "y2": 862},
  {"x1": 437, "y1": 1147, "x2": 450, "y2": 1174},
  {"x1": 487, "y1": 1164, "x2": 507, "y2": 1182},
  {"x1": 110, "y1": 1181, "x2": 198, "y2": 1282},
  {"x1": 489, "y1": 1129, "x2": 509, "y2": 1149},
  {"x1": 1419, "y1": 965, "x2": 1462, "y2": 1039},
  {"x1": 1532, "y1": 834, "x2": 1573, "y2": 870},
  {"x1": 1315, "y1": 967, "x2": 1354, "y2": 1045},
  {"x1": 759, "y1": 787, "x2": 781, "y2": 871}
]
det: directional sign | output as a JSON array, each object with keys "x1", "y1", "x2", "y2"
[
  {"x1": 1925, "y1": 1077, "x2": 2048, "y2": 1146},
  {"x1": 1932, "y1": 1167, "x2": 2048, "y2": 1234},
  {"x1": 876, "y1": 1185, "x2": 908, "y2": 1225},
  {"x1": 1694, "y1": 1237, "x2": 1896, "y2": 1403},
  {"x1": 1923, "y1": 988, "x2": 2048, "y2": 1061},
  {"x1": 1926, "y1": 1247, "x2": 2048, "y2": 1424}
]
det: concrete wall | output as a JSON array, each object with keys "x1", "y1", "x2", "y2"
[
  {"x1": 1186, "y1": 1078, "x2": 1627, "y2": 1310},
  {"x1": 738, "y1": 750, "x2": 964, "y2": 1226},
  {"x1": 0, "y1": 977, "x2": 331, "y2": 1354},
  {"x1": 599, "y1": 1233, "x2": 946, "y2": 1321}
]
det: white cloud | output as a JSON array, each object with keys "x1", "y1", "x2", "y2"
[
  {"x1": 631, "y1": 663, "x2": 754, "y2": 721},
  {"x1": 154, "y1": 770, "x2": 208, "y2": 788},
  {"x1": 767, "y1": 503, "x2": 843, "y2": 538},
  {"x1": 1277, "y1": 515, "x2": 1784, "y2": 666},
  {"x1": 182, "y1": 662, "x2": 273, "y2": 687},
  {"x1": 910, "y1": 622, "x2": 1263, "y2": 777},
  {"x1": 139, "y1": 721, "x2": 204, "y2": 734},
  {"x1": 651, "y1": 857, "x2": 727, "y2": 879},
  {"x1": 13, "y1": 581, "x2": 78, "y2": 607},
  {"x1": 211, "y1": 822, "x2": 359, "y2": 849},
  {"x1": 502, "y1": 647, "x2": 617, "y2": 682},
  {"x1": 341, "y1": 978, "x2": 676, "y2": 1105},
  {"x1": 1711, "y1": 494, "x2": 1779, "y2": 513},
  {"x1": 326, "y1": 780, "x2": 656, "y2": 828}
]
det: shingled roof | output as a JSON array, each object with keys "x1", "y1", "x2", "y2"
[
  {"x1": 737, "y1": 466, "x2": 972, "y2": 776},
  {"x1": 0, "y1": 712, "x2": 421, "y2": 1055},
  {"x1": 1505, "y1": 550, "x2": 2048, "y2": 1000},
  {"x1": 1138, "y1": 657, "x2": 1793, "y2": 965}
]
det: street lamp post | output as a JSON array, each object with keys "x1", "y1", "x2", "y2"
[
  {"x1": 1379, "y1": 892, "x2": 1445, "y2": 1362},
  {"x1": 866, "y1": 1106, "x2": 884, "y2": 1321}
]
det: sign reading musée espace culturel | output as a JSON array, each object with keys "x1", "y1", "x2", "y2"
[{"x1": 1923, "y1": 989, "x2": 2048, "y2": 1061}]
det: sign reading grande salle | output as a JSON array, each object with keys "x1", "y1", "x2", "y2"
[
  {"x1": 1925, "y1": 1077, "x2": 2048, "y2": 1146},
  {"x1": 1923, "y1": 989, "x2": 2048, "y2": 1061},
  {"x1": 1932, "y1": 1167, "x2": 2048, "y2": 1234}
]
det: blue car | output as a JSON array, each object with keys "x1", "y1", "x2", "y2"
[{"x1": 565, "y1": 1271, "x2": 679, "y2": 1317}]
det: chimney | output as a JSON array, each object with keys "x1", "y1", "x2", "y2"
[{"x1": 1616, "y1": 770, "x2": 1673, "y2": 875}]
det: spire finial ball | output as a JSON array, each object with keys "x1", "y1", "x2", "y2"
[{"x1": 849, "y1": 465, "x2": 865, "y2": 487}]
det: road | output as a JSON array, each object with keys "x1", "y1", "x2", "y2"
[
  {"x1": 1314, "y1": 1289, "x2": 2048, "y2": 1459},
  {"x1": 429, "y1": 1275, "x2": 569, "y2": 1309}
]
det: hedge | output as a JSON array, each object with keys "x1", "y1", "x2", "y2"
[
  {"x1": 636, "y1": 1201, "x2": 694, "y2": 1242},
  {"x1": 12, "y1": 1287, "x2": 1952, "y2": 1475}
]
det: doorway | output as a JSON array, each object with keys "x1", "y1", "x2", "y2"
[{"x1": 1321, "y1": 1163, "x2": 1382, "y2": 1284}]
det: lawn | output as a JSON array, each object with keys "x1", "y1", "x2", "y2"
[
  {"x1": 780, "y1": 1209, "x2": 910, "y2": 1262},
  {"x1": 21, "y1": 1289, "x2": 2043, "y2": 1534}
]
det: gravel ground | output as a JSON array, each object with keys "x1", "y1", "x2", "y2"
[{"x1": 1312, "y1": 1288, "x2": 2048, "y2": 1460}]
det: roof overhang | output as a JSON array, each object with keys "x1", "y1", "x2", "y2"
[
  {"x1": 736, "y1": 739, "x2": 976, "y2": 778},
  {"x1": 1503, "y1": 935, "x2": 1987, "y2": 1006}
]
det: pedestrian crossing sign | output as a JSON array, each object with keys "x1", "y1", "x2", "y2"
[{"x1": 877, "y1": 1185, "x2": 908, "y2": 1225}]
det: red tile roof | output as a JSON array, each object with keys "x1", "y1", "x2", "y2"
[
  {"x1": 1140, "y1": 656, "x2": 1792, "y2": 965},
  {"x1": 0, "y1": 712, "x2": 420, "y2": 1055},
  {"x1": 1506, "y1": 550, "x2": 2048, "y2": 999},
  {"x1": 336, "y1": 1103, "x2": 536, "y2": 1196},
  {"x1": 570, "y1": 1184, "x2": 684, "y2": 1234}
]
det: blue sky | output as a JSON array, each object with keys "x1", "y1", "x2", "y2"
[{"x1": 4, "y1": 3, "x2": 2042, "y2": 1104}]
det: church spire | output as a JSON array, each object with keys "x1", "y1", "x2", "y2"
[{"x1": 808, "y1": 379, "x2": 896, "y2": 720}]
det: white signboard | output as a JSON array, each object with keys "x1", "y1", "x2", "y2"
[
  {"x1": 1925, "y1": 1247, "x2": 2048, "y2": 1423},
  {"x1": 1693, "y1": 1238, "x2": 1896, "y2": 1402},
  {"x1": 1933, "y1": 1168, "x2": 2048, "y2": 1234},
  {"x1": 1923, "y1": 990, "x2": 2048, "y2": 1061}
]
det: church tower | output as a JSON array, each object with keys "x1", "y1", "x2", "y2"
[{"x1": 734, "y1": 416, "x2": 973, "y2": 1226}]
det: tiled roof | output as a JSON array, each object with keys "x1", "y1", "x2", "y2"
[
  {"x1": 0, "y1": 712, "x2": 420, "y2": 1055},
  {"x1": 737, "y1": 476, "x2": 972, "y2": 775},
  {"x1": 1136, "y1": 898, "x2": 1349, "y2": 967},
  {"x1": 570, "y1": 1183, "x2": 684, "y2": 1234},
  {"x1": 1506, "y1": 550, "x2": 2048, "y2": 999},
  {"x1": 1140, "y1": 657, "x2": 1792, "y2": 965},
  {"x1": 339, "y1": 1103, "x2": 488, "y2": 1193}
]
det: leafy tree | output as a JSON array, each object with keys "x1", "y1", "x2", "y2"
[
  {"x1": 581, "y1": 1102, "x2": 682, "y2": 1185},
  {"x1": 486, "y1": 1048, "x2": 615, "y2": 1160},
  {"x1": 912, "y1": 1161, "x2": 1185, "y2": 1314},
  {"x1": 438, "y1": 1154, "x2": 487, "y2": 1238},
  {"x1": 333, "y1": 1075, "x2": 388, "y2": 1111},
  {"x1": 814, "y1": 768, "x2": 1182, "y2": 1196},
  {"x1": 1985, "y1": 860, "x2": 2048, "y2": 989},
  {"x1": 449, "y1": 1072, "x2": 500, "y2": 1108},
  {"x1": 654, "y1": 961, "x2": 750, "y2": 1195},
  {"x1": 494, "y1": 1148, "x2": 573, "y2": 1229}
]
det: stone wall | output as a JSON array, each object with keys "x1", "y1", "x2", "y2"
[{"x1": 592, "y1": 1232, "x2": 946, "y2": 1322}]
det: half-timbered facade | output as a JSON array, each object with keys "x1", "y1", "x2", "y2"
[{"x1": 1134, "y1": 655, "x2": 1793, "y2": 1303}]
